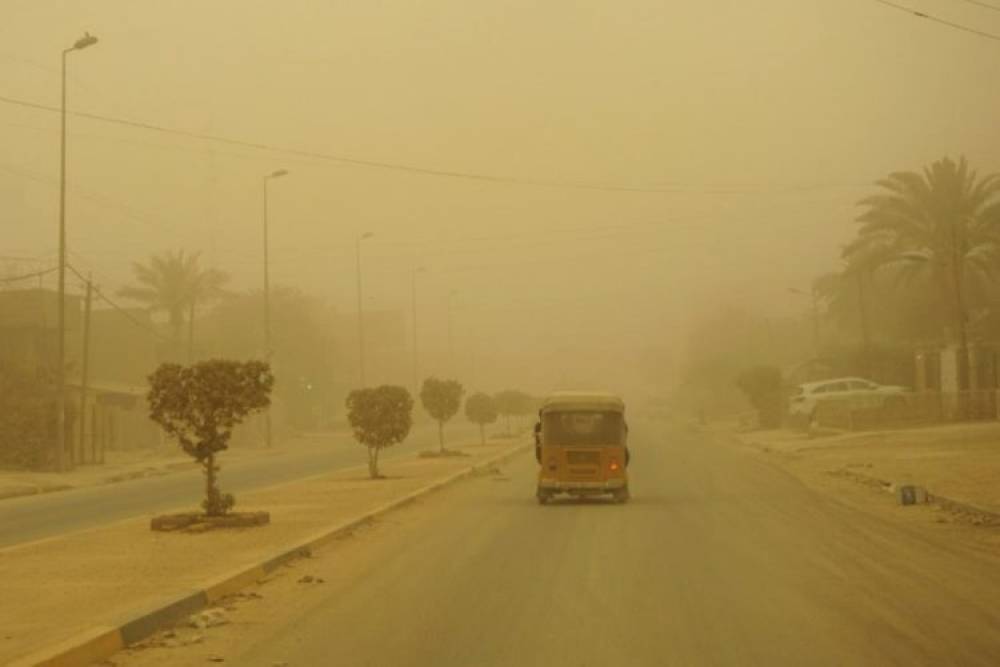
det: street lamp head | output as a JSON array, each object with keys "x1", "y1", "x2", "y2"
[
  {"x1": 73, "y1": 33, "x2": 98, "y2": 50},
  {"x1": 270, "y1": 169, "x2": 289, "y2": 179},
  {"x1": 361, "y1": 232, "x2": 375, "y2": 241}
]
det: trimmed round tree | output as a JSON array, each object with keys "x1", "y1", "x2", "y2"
[
  {"x1": 420, "y1": 377, "x2": 465, "y2": 452},
  {"x1": 147, "y1": 359, "x2": 273, "y2": 516},
  {"x1": 464, "y1": 392, "x2": 498, "y2": 445},
  {"x1": 494, "y1": 389, "x2": 531, "y2": 435},
  {"x1": 346, "y1": 385, "x2": 414, "y2": 478}
]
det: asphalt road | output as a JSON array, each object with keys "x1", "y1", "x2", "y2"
[
  {"x1": 120, "y1": 419, "x2": 1000, "y2": 667},
  {"x1": 0, "y1": 423, "x2": 478, "y2": 548}
]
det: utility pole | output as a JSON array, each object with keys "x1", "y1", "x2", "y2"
[
  {"x1": 262, "y1": 168, "x2": 288, "y2": 447},
  {"x1": 57, "y1": 32, "x2": 97, "y2": 472},
  {"x1": 78, "y1": 276, "x2": 93, "y2": 464},
  {"x1": 411, "y1": 267, "x2": 425, "y2": 395},
  {"x1": 447, "y1": 290, "x2": 457, "y2": 376},
  {"x1": 356, "y1": 232, "x2": 374, "y2": 387}
]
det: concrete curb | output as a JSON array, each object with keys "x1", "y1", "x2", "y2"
[{"x1": 10, "y1": 440, "x2": 531, "y2": 667}]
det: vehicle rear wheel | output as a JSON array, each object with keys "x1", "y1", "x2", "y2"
[
  {"x1": 536, "y1": 490, "x2": 551, "y2": 505},
  {"x1": 612, "y1": 487, "x2": 630, "y2": 504}
]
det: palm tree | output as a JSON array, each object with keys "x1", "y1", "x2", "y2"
[
  {"x1": 843, "y1": 157, "x2": 1000, "y2": 389},
  {"x1": 118, "y1": 250, "x2": 229, "y2": 357}
]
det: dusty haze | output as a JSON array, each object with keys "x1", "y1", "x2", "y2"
[{"x1": 4, "y1": 1, "x2": 1000, "y2": 399}]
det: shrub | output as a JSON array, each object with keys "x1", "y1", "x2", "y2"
[
  {"x1": 147, "y1": 359, "x2": 273, "y2": 516},
  {"x1": 346, "y1": 385, "x2": 414, "y2": 478}
]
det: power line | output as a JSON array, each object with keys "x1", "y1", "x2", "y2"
[
  {"x1": 0, "y1": 92, "x2": 866, "y2": 195},
  {"x1": 0, "y1": 266, "x2": 56, "y2": 283},
  {"x1": 872, "y1": 0, "x2": 1000, "y2": 41},
  {"x1": 949, "y1": 0, "x2": 1000, "y2": 14},
  {"x1": 66, "y1": 262, "x2": 171, "y2": 343},
  {"x1": 0, "y1": 93, "x2": 687, "y2": 193}
]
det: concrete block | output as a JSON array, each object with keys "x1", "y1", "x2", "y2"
[{"x1": 896, "y1": 484, "x2": 928, "y2": 506}]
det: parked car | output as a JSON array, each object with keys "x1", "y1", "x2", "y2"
[{"x1": 788, "y1": 377, "x2": 909, "y2": 421}]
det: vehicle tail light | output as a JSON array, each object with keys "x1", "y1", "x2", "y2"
[{"x1": 609, "y1": 459, "x2": 620, "y2": 472}]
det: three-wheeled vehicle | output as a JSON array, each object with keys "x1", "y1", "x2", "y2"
[{"x1": 535, "y1": 391, "x2": 630, "y2": 504}]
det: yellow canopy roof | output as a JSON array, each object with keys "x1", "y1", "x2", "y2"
[{"x1": 541, "y1": 391, "x2": 625, "y2": 414}]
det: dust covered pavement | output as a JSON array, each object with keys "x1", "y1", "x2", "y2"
[{"x1": 110, "y1": 419, "x2": 1000, "y2": 667}]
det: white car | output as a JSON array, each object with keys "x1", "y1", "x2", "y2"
[{"x1": 788, "y1": 377, "x2": 908, "y2": 420}]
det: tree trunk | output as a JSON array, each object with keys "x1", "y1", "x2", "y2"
[
  {"x1": 368, "y1": 446, "x2": 380, "y2": 478},
  {"x1": 438, "y1": 421, "x2": 444, "y2": 453},
  {"x1": 479, "y1": 423, "x2": 485, "y2": 446},
  {"x1": 204, "y1": 453, "x2": 217, "y2": 516},
  {"x1": 948, "y1": 220, "x2": 970, "y2": 392},
  {"x1": 187, "y1": 298, "x2": 196, "y2": 364}
]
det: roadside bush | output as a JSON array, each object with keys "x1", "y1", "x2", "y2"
[
  {"x1": 736, "y1": 365, "x2": 784, "y2": 429},
  {"x1": 346, "y1": 385, "x2": 414, "y2": 478},
  {"x1": 147, "y1": 359, "x2": 273, "y2": 516}
]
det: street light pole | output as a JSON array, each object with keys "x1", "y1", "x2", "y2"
[
  {"x1": 356, "y1": 232, "x2": 374, "y2": 387},
  {"x1": 262, "y1": 168, "x2": 288, "y2": 448},
  {"x1": 447, "y1": 290, "x2": 457, "y2": 376},
  {"x1": 57, "y1": 32, "x2": 98, "y2": 472},
  {"x1": 411, "y1": 267, "x2": 426, "y2": 395}
]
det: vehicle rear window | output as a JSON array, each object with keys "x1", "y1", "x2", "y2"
[{"x1": 542, "y1": 411, "x2": 624, "y2": 446}]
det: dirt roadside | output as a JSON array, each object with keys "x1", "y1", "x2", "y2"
[
  {"x1": 721, "y1": 421, "x2": 1000, "y2": 553},
  {"x1": 0, "y1": 437, "x2": 526, "y2": 665}
]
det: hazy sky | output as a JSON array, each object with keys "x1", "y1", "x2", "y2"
[{"x1": 4, "y1": 1, "x2": 1000, "y2": 392}]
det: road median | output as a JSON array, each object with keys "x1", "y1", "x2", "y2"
[{"x1": 3, "y1": 437, "x2": 530, "y2": 667}]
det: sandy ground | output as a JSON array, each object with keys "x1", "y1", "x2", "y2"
[
  {"x1": 0, "y1": 437, "x2": 522, "y2": 665},
  {"x1": 732, "y1": 421, "x2": 1000, "y2": 511},
  {"x1": 725, "y1": 421, "x2": 1000, "y2": 554},
  {"x1": 107, "y1": 419, "x2": 1000, "y2": 667}
]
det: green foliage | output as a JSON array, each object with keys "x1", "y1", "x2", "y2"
[
  {"x1": 844, "y1": 158, "x2": 1000, "y2": 340},
  {"x1": 147, "y1": 359, "x2": 273, "y2": 515},
  {"x1": 735, "y1": 365, "x2": 784, "y2": 429},
  {"x1": 464, "y1": 392, "x2": 498, "y2": 444},
  {"x1": 0, "y1": 364, "x2": 55, "y2": 470},
  {"x1": 346, "y1": 385, "x2": 414, "y2": 478},
  {"x1": 119, "y1": 250, "x2": 229, "y2": 345},
  {"x1": 465, "y1": 392, "x2": 498, "y2": 425},
  {"x1": 420, "y1": 377, "x2": 465, "y2": 422}
]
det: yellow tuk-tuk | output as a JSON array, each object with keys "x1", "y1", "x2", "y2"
[{"x1": 535, "y1": 391, "x2": 630, "y2": 504}]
